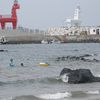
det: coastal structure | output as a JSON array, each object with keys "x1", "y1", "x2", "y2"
[
  {"x1": 66, "y1": 6, "x2": 81, "y2": 27},
  {"x1": 48, "y1": 26, "x2": 100, "y2": 36},
  {"x1": 0, "y1": 0, "x2": 52, "y2": 44},
  {"x1": 48, "y1": 6, "x2": 100, "y2": 37},
  {"x1": 0, "y1": 1, "x2": 100, "y2": 44},
  {"x1": 0, "y1": 27, "x2": 49, "y2": 44},
  {"x1": 0, "y1": 0, "x2": 20, "y2": 29},
  {"x1": 47, "y1": 5, "x2": 100, "y2": 42}
]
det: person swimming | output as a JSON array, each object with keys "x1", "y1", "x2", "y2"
[
  {"x1": 20, "y1": 63, "x2": 24, "y2": 67},
  {"x1": 9, "y1": 58, "x2": 25, "y2": 67},
  {"x1": 9, "y1": 58, "x2": 14, "y2": 67}
]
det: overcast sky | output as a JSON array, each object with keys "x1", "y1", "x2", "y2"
[{"x1": 0, "y1": 0, "x2": 100, "y2": 29}]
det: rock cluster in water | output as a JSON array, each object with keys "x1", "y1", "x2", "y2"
[
  {"x1": 56, "y1": 54, "x2": 99, "y2": 62},
  {"x1": 0, "y1": 49, "x2": 8, "y2": 52}
]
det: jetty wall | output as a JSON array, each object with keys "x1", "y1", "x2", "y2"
[
  {"x1": 57, "y1": 35, "x2": 100, "y2": 43},
  {"x1": 1, "y1": 29, "x2": 100, "y2": 44},
  {"x1": 0, "y1": 29, "x2": 54, "y2": 44}
]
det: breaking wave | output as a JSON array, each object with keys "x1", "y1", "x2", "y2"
[
  {"x1": 37, "y1": 92, "x2": 72, "y2": 99},
  {"x1": 2, "y1": 90, "x2": 99, "y2": 100},
  {"x1": 85, "y1": 90, "x2": 100, "y2": 95},
  {"x1": 0, "y1": 76, "x2": 62, "y2": 86},
  {"x1": 1, "y1": 73, "x2": 100, "y2": 86}
]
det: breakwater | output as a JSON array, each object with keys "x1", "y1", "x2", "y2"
[
  {"x1": 1, "y1": 29, "x2": 100, "y2": 44},
  {"x1": 64, "y1": 35, "x2": 100, "y2": 43},
  {"x1": 0, "y1": 29, "x2": 55, "y2": 44},
  {"x1": 56, "y1": 35, "x2": 100, "y2": 43}
]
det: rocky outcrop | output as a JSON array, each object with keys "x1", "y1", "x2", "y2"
[
  {"x1": 56, "y1": 54, "x2": 100, "y2": 62},
  {"x1": 60, "y1": 68, "x2": 100, "y2": 84}
]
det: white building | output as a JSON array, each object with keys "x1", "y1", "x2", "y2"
[
  {"x1": 48, "y1": 6, "x2": 100, "y2": 36},
  {"x1": 66, "y1": 6, "x2": 81, "y2": 27},
  {"x1": 48, "y1": 26, "x2": 100, "y2": 36},
  {"x1": 89, "y1": 27, "x2": 100, "y2": 35}
]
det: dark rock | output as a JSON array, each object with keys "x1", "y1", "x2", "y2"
[
  {"x1": 60, "y1": 68, "x2": 100, "y2": 84},
  {"x1": 80, "y1": 54, "x2": 92, "y2": 58},
  {"x1": 56, "y1": 55, "x2": 100, "y2": 62},
  {"x1": 74, "y1": 49, "x2": 78, "y2": 51},
  {"x1": 61, "y1": 57, "x2": 66, "y2": 61},
  {"x1": 60, "y1": 68, "x2": 71, "y2": 76},
  {"x1": 0, "y1": 49, "x2": 8, "y2": 52},
  {"x1": 20, "y1": 63, "x2": 24, "y2": 67},
  {"x1": 0, "y1": 50, "x2": 4, "y2": 52},
  {"x1": 93, "y1": 58, "x2": 99, "y2": 62}
]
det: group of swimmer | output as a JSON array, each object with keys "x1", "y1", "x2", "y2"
[{"x1": 9, "y1": 58, "x2": 24, "y2": 67}]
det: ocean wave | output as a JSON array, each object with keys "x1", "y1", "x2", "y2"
[
  {"x1": 0, "y1": 76, "x2": 62, "y2": 86},
  {"x1": 70, "y1": 90, "x2": 100, "y2": 98},
  {"x1": 5, "y1": 92, "x2": 71, "y2": 100},
  {"x1": 0, "y1": 81, "x2": 8, "y2": 86},
  {"x1": 85, "y1": 90, "x2": 100, "y2": 95},
  {"x1": 0, "y1": 74, "x2": 100, "y2": 86},
  {"x1": 13, "y1": 95, "x2": 43, "y2": 100},
  {"x1": 1, "y1": 90, "x2": 100, "y2": 100},
  {"x1": 36, "y1": 92, "x2": 72, "y2": 100},
  {"x1": 14, "y1": 77, "x2": 62, "y2": 84},
  {"x1": 96, "y1": 74, "x2": 100, "y2": 77},
  {"x1": 59, "y1": 74, "x2": 69, "y2": 83},
  {"x1": 0, "y1": 97, "x2": 13, "y2": 100}
]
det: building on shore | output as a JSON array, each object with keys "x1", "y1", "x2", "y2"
[
  {"x1": 0, "y1": 4, "x2": 100, "y2": 44},
  {"x1": 47, "y1": 6, "x2": 100, "y2": 36},
  {"x1": 48, "y1": 26, "x2": 100, "y2": 36}
]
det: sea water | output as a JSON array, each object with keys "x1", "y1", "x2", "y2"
[{"x1": 0, "y1": 43, "x2": 100, "y2": 100}]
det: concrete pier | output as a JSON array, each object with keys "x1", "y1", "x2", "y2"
[
  {"x1": 1, "y1": 29, "x2": 100, "y2": 44},
  {"x1": 0, "y1": 29, "x2": 54, "y2": 44},
  {"x1": 56, "y1": 34, "x2": 100, "y2": 43}
]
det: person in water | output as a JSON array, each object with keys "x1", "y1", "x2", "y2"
[
  {"x1": 9, "y1": 59, "x2": 25, "y2": 67},
  {"x1": 20, "y1": 63, "x2": 24, "y2": 67},
  {"x1": 9, "y1": 58, "x2": 14, "y2": 67}
]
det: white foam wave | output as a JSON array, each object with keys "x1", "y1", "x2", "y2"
[
  {"x1": 96, "y1": 74, "x2": 100, "y2": 77},
  {"x1": 86, "y1": 90, "x2": 100, "y2": 95},
  {"x1": 1, "y1": 97, "x2": 13, "y2": 100},
  {"x1": 60, "y1": 74, "x2": 69, "y2": 83},
  {"x1": 37, "y1": 92, "x2": 72, "y2": 99}
]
